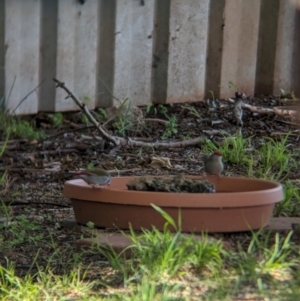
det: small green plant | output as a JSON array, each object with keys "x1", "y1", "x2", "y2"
[
  {"x1": 0, "y1": 93, "x2": 44, "y2": 140},
  {"x1": 162, "y1": 115, "x2": 178, "y2": 139},
  {"x1": 0, "y1": 214, "x2": 42, "y2": 251},
  {"x1": 111, "y1": 98, "x2": 135, "y2": 137},
  {"x1": 87, "y1": 162, "x2": 94, "y2": 170},
  {"x1": 0, "y1": 130, "x2": 10, "y2": 157},
  {"x1": 95, "y1": 107, "x2": 107, "y2": 120},
  {"x1": 221, "y1": 135, "x2": 253, "y2": 165},
  {"x1": 113, "y1": 117, "x2": 132, "y2": 137},
  {"x1": 181, "y1": 104, "x2": 201, "y2": 119},
  {"x1": 81, "y1": 114, "x2": 91, "y2": 126},
  {"x1": 208, "y1": 90, "x2": 218, "y2": 108},
  {"x1": 83, "y1": 96, "x2": 92, "y2": 105},
  {"x1": 0, "y1": 114, "x2": 44, "y2": 140},
  {"x1": 189, "y1": 106, "x2": 201, "y2": 118},
  {"x1": 202, "y1": 135, "x2": 253, "y2": 166},
  {"x1": 0, "y1": 263, "x2": 95, "y2": 301},
  {"x1": 158, "y1": 104, "x2": 168, "y2": 118},
  {"x1": 201, "y1": 138, "x2": 218, "y2": 153},
  {"x1": 274, "y1": 181, "x2": 300, "y2": 216},
  {"x1": 0, "y1": 197, "x2": 10, "y2": 218},
  {"x1": 146, "y1": 103, "x2": 156, "y2": 115},
  {"x1": 188, "y1": 232, "x2": 225, "y2": 274},
  {"x1": 119, "y1": 278, "x2": 183, "y2": 301},
  {"x1": 229, "y1": 229, "x2": 298, "y2": 291},
  {"x1": 51, "y1": 112, "x2": 63, "y2": 126},
  {"x1": 228, "y1": 81, "x2": 238, "y2": 91},
  {"x1": 86, "y1": 221, "x2": 95, "y2": 229},
  {"x1": 280, "y1": 89, "x2": 296, "y2": 99},
  {"x1": 208, "y1": 90, "x2": 215, "y2": 101},
  {"x1": 255, "y1": 135, "x2": 294, "y2": 181}
]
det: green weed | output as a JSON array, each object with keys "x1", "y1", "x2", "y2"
[
  {"x1": 95, "y1": 107, "x2": 107, "y2": 120},
  {"x1": 119, "y1": 278, "x2": 183, "y2": 301},
  {"x1": 255, "y1": 135, "x2": 294, "y2": 181},
  {"x1": 229, "y1": 229, "x2": 298, "y2": 289},
  {"x1": 0, "y1": 113, "x2": 44, "y2": 140},
  {"x1": 162, "y1": 115, "x2": 178, "y2": 139},
  {"x1": 228, "y1": 81, "x2": 238, "y2": 91},
  {"x1": 0, "y1": 263, "x2": 95, "y2": 301},
  {"x1": 181, "y1": 104, "x2": 201, "y2": 119},
  {"x1": 274, "y1": 181, "x2": 300, "y2": 216},
  {"x1": 202, "y1": 135, "x2": 253, "y2": 166},
  {"x1": 146, "y1": 103, "x2": 155, "y2": 115},
  {"x1": 0, "y1": 131, "x2": 10, "y2": 157},
  {"x1": 0, "y1": 213, "x2": 43, "y2": 251},
  {"x1": 111, "y1": 98, "x2": 135, "y2": 137},
  {"x1": 51, "y1": 112, "x2": 63, "y2": 126},
  {"x1": 280, "y1": 89, "x2": 296, "y2": 99},
  {"x1": 157, "y1": 104, "x2": 169, "y2": 118},
  {"x1": 82, "y1": 114, "x2": 91, "y2": 126}
]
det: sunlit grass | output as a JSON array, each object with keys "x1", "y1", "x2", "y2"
[{"x1": 1, "y1": 130, "x2": 300, "y2": 300}]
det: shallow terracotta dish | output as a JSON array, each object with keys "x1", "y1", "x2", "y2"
[{"x1": 63, "y1": 176, "x2": 283, "y2": 233}]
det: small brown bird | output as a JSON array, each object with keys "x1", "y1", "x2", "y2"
[
  {"x1": 68, "y1": 168, "x2": 111, "y2": 188},
  {"x1": 204, "y1": 152, "x2": 224, "y2": 176}
]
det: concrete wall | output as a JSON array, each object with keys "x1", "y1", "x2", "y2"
[{"x1": 1, "y1": 0, "x2": 300, "y2": 114}]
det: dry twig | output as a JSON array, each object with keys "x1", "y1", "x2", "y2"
[
  {"x1": 53, "y1": 78, "x2": 120, "y2": 146},
  {"x1": 228, "y1": 97, "x2": 298, "y2": 118},
  {"x1": 0, "y1": 177, "x2": 17, "y2": 196},
  {"x1": 53, "y1": 78, "x2": 205, "y2": 149}
]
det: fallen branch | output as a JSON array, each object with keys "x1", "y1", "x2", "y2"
[
  {"x1": 143, "y1": 118, "x2": 169, "y2": 125},
  {"x1": 53, "y1": 78, "x2": 120, "y2": 146},
  {"x1": 228, "y1": 97, "x2": 298, "y2": 118},
  {"x1": 53, "y1": 78, "x2": 205, "y2": 149},
  {"x1": 45, "y1": 126, "x2": 95, "y2": 141},
  {"x1": 108, "y1": 167, "x2": 143, "y2": 174},
  {"x1": 244, "y1": 103, "x2": 297, "y2": 117},
  {"x1": 4, "y1": 148, "x2": 81, "y2": 159},
  {"x1": 126, "y1": 137, "x2": 203, "y2": 148}
]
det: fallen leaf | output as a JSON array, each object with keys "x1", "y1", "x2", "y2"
[
  {"x1": 148, "y1": 156, "x2": 172, "y2": 169},
  {"x1": 174, "y1": 164, "x2": 185, "y2": 170}
]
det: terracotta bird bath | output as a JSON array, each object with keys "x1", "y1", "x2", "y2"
[{"x1": 63, "y1": 176, "x2": 283, "y2": 233}]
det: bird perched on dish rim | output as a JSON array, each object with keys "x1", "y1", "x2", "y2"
[
  {"x1": 68, "y1": 168, "x2": 111, "y2": 188},
  {"x1": 203, "y1": 151, "x2": 224, "y2": 177}
]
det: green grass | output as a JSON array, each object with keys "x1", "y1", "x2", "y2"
[
  {"x1": 1, "y1": 205, "x2": 300, "y2": 300},
  {"x1": 274, "y1": 181, "x2": 300, "y2": 217},
  {"x1": 51, "y1": 112, "x2": 63, "y2": 126},
  {"x1": 203, "y1": 133, "x2": 300, "y2": 216},
  {"x1": 162, "y1": 115, "x2": 178, "y2": 139},
  {"x1": 1, "y1": 126, "x2": 300, "y2": 300},
  {"x1": 0, "y1": 111, "x2": 44, "y2": 140},
  {"x1": 202, "y1": 134, "x2": 253, "y2": 166},
  {"x1": 255, "y1": 135, "x2": 295, "y2": 181},
  {"x1": 202, "y1": 134, "x2": 294, "y2": 180}
]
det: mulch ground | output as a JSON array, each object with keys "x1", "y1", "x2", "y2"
[{"x1": 1, "y1": 94, "x2": 300, "y2": 278}]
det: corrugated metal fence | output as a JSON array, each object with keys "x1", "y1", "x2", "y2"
[{"x1": 1, "y1": 0, "x2": 300, "y2": 115}]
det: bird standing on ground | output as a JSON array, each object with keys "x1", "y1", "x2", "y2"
[
  {"x1": 204, "y1": 152, "x2": 224, "y2": 176},
  {"x1": 68, "y1": 168, "x2": 111, "y2": 188},
  {"x1": 234, "y1": 91, "x2": 246, "y2": 127}
]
